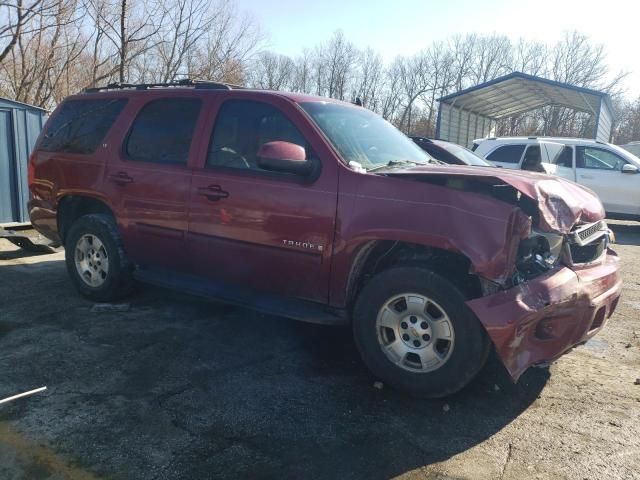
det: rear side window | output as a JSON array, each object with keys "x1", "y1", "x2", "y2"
[
  {"x1": 126, "y1": 98, "x2": 202, "y2": 165},
  {"x1": 486, "y1": 144, "x2": 525, "y2": 164},
  {"x1": 39, "y1": 99, "x2": 127, "y2": 154}
]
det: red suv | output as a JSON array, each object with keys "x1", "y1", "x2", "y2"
[{"x1": 28, "y1": 81, "x2": 622, "y2": 397}]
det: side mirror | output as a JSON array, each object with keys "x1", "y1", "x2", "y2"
[
  {"x1": 257, "y1": 141, "x2": 312, "y2": 176},
  {"x1": 622, "y1": 164, "x2": 639, "y2": 174}
]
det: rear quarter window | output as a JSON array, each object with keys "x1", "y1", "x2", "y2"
[
  {"x1": 39, "y1": 99, "x2": 127, "y2": 154},
  {"x1": 486, "y1": 144, "x2": 526, "y2": 164}
]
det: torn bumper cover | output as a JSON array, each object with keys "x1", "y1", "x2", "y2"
[{"x1": 466, "y1": 249, "x2": 621, "y2": 381}]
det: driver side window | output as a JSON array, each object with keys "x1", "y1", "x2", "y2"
[
  {"x1": 207, "y1": 100, "x2": 313, "y2": 172},
  {"x1": 576, "y1": 146, "x2": 626, "y2": 170}
]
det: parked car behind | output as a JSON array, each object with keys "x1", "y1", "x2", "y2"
[
  {"x1": 410, "y1": 137, "x2": 493, "y2": 166},
  {"x1": 28, "y1": 82, "x2": 621, "y2": 397},
  {"x1": 473, "y1": 137, "x2": 640, "y2": 219}
]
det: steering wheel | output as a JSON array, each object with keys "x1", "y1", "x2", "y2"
[{"x1": 212, "y1": 147, "x2": 250, "y2": 169}]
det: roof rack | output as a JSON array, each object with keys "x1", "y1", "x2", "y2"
[{"x1": 83, "y1": 78, "x2": 243, "y2": 93}]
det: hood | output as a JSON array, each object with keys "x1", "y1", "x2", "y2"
[{"x1": 385, "y1": 165, "x2": 604, "y2": 234}]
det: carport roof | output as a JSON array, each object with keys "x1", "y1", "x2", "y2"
[{"x1": 437, "y1": 72, "x2": 613, "y2": 119}]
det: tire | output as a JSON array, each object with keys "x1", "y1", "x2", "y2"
[
  {"x1": 353, "y1": 267, "x2": 490, "y2": 397},
  {"x1": 64, "y1": 214, "x2": 134, "y2": 302}
]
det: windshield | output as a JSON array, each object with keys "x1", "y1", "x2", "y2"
[
  {"x1": 609, "y1": 143, "x2": 640, "y2": 167},
  {"x1": 300, "y1": 102, "x2": 433, "y2": 171},
  {"x1": 433, "y1": 140, "x2": 493, "y2": 166}
]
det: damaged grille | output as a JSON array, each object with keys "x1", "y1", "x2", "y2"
[
  {"x1": 567, "y1": 221, "x2": 609, "y2": 264},
  {"x1": 571, "y1": 220, "x2": 606, "y2": 246}
]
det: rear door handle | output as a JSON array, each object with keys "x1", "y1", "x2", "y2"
[
  {"x1": 197, "y1": 185, "x2": 229, "y2": 201},
  {"x1": 108, "y1": 172, "x2": 134, "y2": 185}
]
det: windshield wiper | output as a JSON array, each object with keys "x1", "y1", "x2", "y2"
[{"x1": 367, "y1": 159, "x2": 431, "y2": 172}]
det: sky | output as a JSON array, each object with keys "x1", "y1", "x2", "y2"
[{"x1": 234, "y1": 0, "x2": 640, "y2": 98}]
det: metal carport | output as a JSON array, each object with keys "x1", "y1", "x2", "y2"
[{"x1": 435, "y1": 72, "x2": 614, "y2": 148}]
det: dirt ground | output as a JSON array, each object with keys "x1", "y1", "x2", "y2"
[{"x1": 0, "y1": 221, "x2": 639, "y2": 480}]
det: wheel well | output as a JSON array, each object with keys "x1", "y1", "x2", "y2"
[
  {"x1": 57, "y1": 195, "x2": 115, "y2": 243},
  {"x1": 348, "y1": 241, "x2": 483, "y2": 307}
]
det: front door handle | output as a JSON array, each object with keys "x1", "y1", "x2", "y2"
[
  {"x1": 579, "y1": 174, "x2": 594, "y2": 180},
  {"x1": 197, "y1": 185, "x2": 229, "y2": 201},
  {"x1": 108, "y1": 172, "x2": 134, "y2": 185}
]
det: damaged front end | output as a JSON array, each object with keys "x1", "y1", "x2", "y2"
[
  {"x1": 385, "y1": 166, "x2": 622, "y2": 380},
  {"x1": 468, "y1": 215, "x2": 621, "y2": 381},
  {"x1": 512, "y1": 219, "x2": 613, "y2": 285}
]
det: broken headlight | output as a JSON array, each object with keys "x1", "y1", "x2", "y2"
[{"x1": 515, "y1": 231, "x2": 564, "y2": 281}]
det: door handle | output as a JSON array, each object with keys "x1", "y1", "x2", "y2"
[
  {"x1": 197, "y1": 185, "x2": 229, "y2": 201},
  {"x1": 579, "y1": 174, "x2": 594, "y2": 180},
  {"x1": 108, "y1": 172, "x2": 134, "y2": 185}
]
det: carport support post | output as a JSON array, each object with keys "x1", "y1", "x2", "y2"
[
  {"x1": 447, "y1": 98, "x2": 457, "y2": 142},
  {"x1": 472, "y1": 114, "x2": 478, "y2": 145}
]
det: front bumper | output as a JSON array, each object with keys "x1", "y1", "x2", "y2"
[{"x1": 467, "y1": 250, "x2": 621, "y2": 380}]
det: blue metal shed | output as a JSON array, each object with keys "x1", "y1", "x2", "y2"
[{"x1": 0, "y1": 97, "x2": 47, "y2": 223}]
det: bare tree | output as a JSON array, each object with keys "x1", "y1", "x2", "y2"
[
  {"x1": 0, "y1": 6, "x2": 632, "y2": 142},
  {"x1": 512, "y1": 38, "x2": 546, "y2": 76},
  {"x1": 394, "y1": 53, "x2": 432, "y2": 134},
  {"x1": 290, "y1": 48, "x2": 312, "y2": 93},
  {"x1": 324, "y1": 30, "x2": 358, "y2": 99},
  {"x1": 613, "y1": 97, "x2": 640, "y2": 144},
  {"x1": 449, "y1": 34, "x2": 476, "y2": 91},
  {"x1": 471, "y1": 34, "x2": 512, "y2": 84},
  {"x1": 422, "y1": 42, "x2": 454, "y2": 136},
  {"x1": 353, "y1": 47, "x2": 383, "y2": 110},
  {"x1": 248, "y1": 50, "x2": 293, "y2": 90},
  {"x1": 151, "y1": 0, "x2": 212, "y2": 82},
  {"x1": 187, "y1": 1, "x2": 262, "y2": 83},
  {"x1": 0, "y1": 0, "x2": 85, "y2": 107},
  {"x1": 84, "y1": 0, "x2": 164, "y2": 84},
  {"x1": 0, "y1": 0, "x2": 56, "y2": 63}
]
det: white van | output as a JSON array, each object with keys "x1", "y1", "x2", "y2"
[{"x1": 473, "y1": 137, "x2": 640, "y2": 218}]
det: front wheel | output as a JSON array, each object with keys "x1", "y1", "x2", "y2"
[{"x1": 352, "y1": 267, "x2": 490, "y2": 397}]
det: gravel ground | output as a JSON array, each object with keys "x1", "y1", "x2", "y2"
[{"x1": 0, "y1": 221, "x2": 638, "y2": 480}]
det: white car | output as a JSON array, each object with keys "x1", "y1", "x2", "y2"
[{"x1": 473, "y1": 137, "x2": 640, "y2": 218}]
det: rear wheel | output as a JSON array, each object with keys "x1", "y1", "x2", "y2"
[
  {"x1": 353, "y1": 267, "x2": 490, "y2": 397},
  {"x1": 64, "y1": 214, "x2": 134, "y2": 302}
]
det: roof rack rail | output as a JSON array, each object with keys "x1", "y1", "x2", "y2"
[{"x1": 83, "y1": 78, "x2": 242, "y2": 93}]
